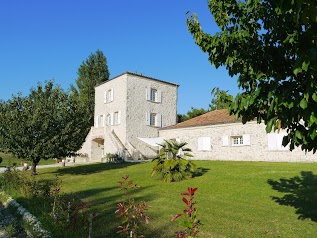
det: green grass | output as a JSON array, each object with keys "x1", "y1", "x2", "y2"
[
  {"x1": 3, "y1": 160, "x2": 317, "y2": 237},
  {"x1": 0, "y1": 152, "x2": 56, "y2": 167}
]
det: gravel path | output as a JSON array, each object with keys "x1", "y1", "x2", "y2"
[{"x1": 0, "y1": 202, "x2": 29, "y2": 238}]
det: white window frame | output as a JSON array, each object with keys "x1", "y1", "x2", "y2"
[
  {"x1": 113, "y1": 111, "x2": 121, "y2": 125},
  {"x1": 232, "y1": 136, "x2": 243, "y2": 146},
  {"x1": 146, "y1": 86, "x2": 162, "y2": 103},
  {"x1": 107, "y1": 114, "x2": 111, "y2": 125},
  {"x1": 150, "y1": 88, "x2": 157, "y2": 102},
  {"x1": 105, "y1": 88, "x2": 114, "y2": 103},
  {"x1": 222, "y1": 134, "x2": 251, "y2": 147},
  {"x1": 150, "y1": 113, "x2": 156, "y2": 126},
  {"x1": 146, "y1": 112, "x2": 162, "y2": 127}
]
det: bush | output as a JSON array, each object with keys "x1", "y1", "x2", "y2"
[
  {"x1": 172, "y1": 187, "x2": 202, "y2": 237},
  {"x1": 115, "y1": 175, "x2": 150, "y2": 237},
  {"x1": 151, "y1": 140, "x2": 197, "y2": 182}
]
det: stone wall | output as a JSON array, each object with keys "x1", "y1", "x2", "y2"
[
  {"x1": 126, "y1": 74, "x2": 178, "y2": 158},
  {"x1": 159, "y1": 121, "x2": 317, "y2": 162}
]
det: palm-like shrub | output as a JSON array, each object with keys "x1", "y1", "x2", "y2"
[{"x1": 151, "y1": 140, "x2": 196, "y2": 182}]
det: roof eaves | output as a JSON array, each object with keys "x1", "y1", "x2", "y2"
[{"x1": 95, "y1": 71, "x2": 179, "y2": 88}]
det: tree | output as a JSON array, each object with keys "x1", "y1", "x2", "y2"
[
  {"x1": 151, "y1": 140, "x2": 196, "y2": 182},
  {"x1": 75, "y1": 50, "x2": 110, "y2": 126},
  {"x1": 209, "y1": 87, "x2": 233, "y2": 111},
  {"x1": 0, "y1": 81, "x2": 89, "y2": 175},
  {"x1": 178, "y1": 107, "x2": 209, "y2": 122},
  {"x1": 187, "y1": 0, "x2": 317, "y2": 152}
]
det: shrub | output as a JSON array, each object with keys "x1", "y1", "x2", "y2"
[
  {"x1": 115, "y1": 175, "x2": 150, "y2": 237},
  {"x1": 151, "y1": 140, "x2": 197, "y2": 182},
  {"x1": 172, "y1": 187, "x2": 201, "y2": 237},
  {"x1": 0, "y1": 167, "x2": 56, "y2": 198}
]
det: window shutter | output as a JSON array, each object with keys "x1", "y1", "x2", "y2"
[
  {"x1": 146, "y1": 87, "x2": 151, "y2": 100},
  {"x1": 268, "y1": 133, "x2": 277, "y2": 150},
  {"x1": 204, "y1": 137, "x2": 211, "y2": 150},
  {"x1": 110, "y1": 113, "x2": 114, "y2": 126},
  {"x1": 277, "y1": 132, "x2": 289, "y2": 150},
  {"x1": 104, "y1": 91, "x2": 107, "y2": 103},
  {"x1": 95, "y1": 116, "x2": 98, "y2": 128},
  {"x1": 110, "y1": 88, "x2": 114, "y2": 102},
  {"x1": 197, "y1": 137, "x2": 204, "y2": 151},
  {"x1": 156, "y1": 113, "x2": 162, "y2": 127},
  {"x1": 243, "y1": 134, "x2": 251, "y2": 145},
  {"x1": 146, "y1": 112, "x2": 150, "y2": 125},
  {"x1": 198, "y1": 137, "x2": 211, "y2": 151},
  {"x1": 102, "y1": 114, "x2": 105, "y2": 127},
  {"x1": 117, "y1": 111, "x2": 121, "y2": 125},
  {"x1": 157, "y1": 90, "x2": 162, "y2": 103},
  {"x1": 222, "y1": 135, "x2": 229, "y2": 146}
]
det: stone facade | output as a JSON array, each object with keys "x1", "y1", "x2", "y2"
[
  {"x1": 77, "y1": 72, "x2": 178, "y2": 162},
  {"x1": 159, "y1": 120, "x2": 317, "y2": 162}
]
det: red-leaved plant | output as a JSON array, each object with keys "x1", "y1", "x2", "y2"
[
  {"x1": 115, "y1": 175, "x2": 151, "y2": 238},
  {"x1": 172, "y1": 187, "x2": 201, "y2": 238}
]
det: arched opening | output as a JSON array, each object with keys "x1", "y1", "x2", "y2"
[{"x1": 91, "y1": 137, "x2": 104, "y2": 161}]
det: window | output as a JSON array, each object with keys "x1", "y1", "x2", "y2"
[
  {"x1": 107, "y1": 114, "x2": 111, "y2": 125},
  {"x1": 197, "y1": 137, "x2": 211, "y2": 151},
  {"x1": 150, "y1": 88, "x2": 157, "y2": 101},
  {"x1": 104, "y1": 88, "x2": 114, "y2": 103},
  {"x1": 146, "y1": 112, "x2": 162, "y2": 127},
  {"x1": 113, "y1": 111, "x2": 121, "y2": 125},
  {"x1": 222, "y1": 134, "x2": 250, "y2": 146},
  {"x1": 146, "y1": 87, "x2": 162, "y2": 103},
  {"x1": 150, "y1": 113, "x2": 156, "y2": 126},
  {"x1": 99, "y1": 115, "x2": 104, "y2": 127},
  {"x1": 232, "y1": 136, "x2": 243, "y2": 145},
  {"x1": 114, "y1": 112, "x2": 119, "y2": 125}
]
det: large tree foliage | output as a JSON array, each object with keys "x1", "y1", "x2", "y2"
[
  {"x1": 209, "y1": 87, "x2": 234, "y2": 110},
  {"x1": 75, "y1": 49, "x2": 110, "y2": 126},
  {"x1": 178, "y1": 87, "x2": 233, "y2": 122},
  {"x1": 178, "y1": 107, "x2": 209, "y2": 122},
  {"x1": 0, "y1": 81, "x2": 89, "y2": 175},
  {"x1": 187, "y1": 0, "x2": 317, "y2": 152}
]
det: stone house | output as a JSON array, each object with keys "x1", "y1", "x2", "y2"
[
  {"x1": 159, "y1": 109, "x2": 317, "y2": 162},
  {"x1": 77, "y1": 72, "x2": 316, "y2": 163},
  {"x1": 76, "y1": 72, "x2": 178, "y2": 162}
]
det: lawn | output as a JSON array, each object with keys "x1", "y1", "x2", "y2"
[
  {"x1": 3, "y1": 160, "x2": 317, "y2": 237},
  {"x1": 0, "y1": 152, "x2": 56, "y2": 167}
]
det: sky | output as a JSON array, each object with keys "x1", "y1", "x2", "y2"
[{"x1": 0, "y1": 0, "x2": 239, "y2": 114}]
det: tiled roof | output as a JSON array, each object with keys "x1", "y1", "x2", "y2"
[
  {"x1": 161, "y1": 109, "x2": 240, "y2": 130},
  {"x1": 96, "y1": 71, "x2": 179, "y2": 87}
]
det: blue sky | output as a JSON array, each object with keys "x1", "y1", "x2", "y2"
[{"x1": 0, "y1": 0, "x2": 239, "y2": 114}]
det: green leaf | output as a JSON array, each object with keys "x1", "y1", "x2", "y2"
[
  {"x1": 300, "y1": 98, "x2": 308, "y2": 109},
  {"x1": 293, "y1": 67, "x2": 301, "y2": 76},
  {"x1": 266, "y1": 119, "x2": 274, "y2": 133},
  {"x1": 295, "y1": 130, "x2": 302, "y2": 140},
  {"x1": 302, "y1": 60, "x2": 310, "y2": 71},
  {"x1": 310, "y1": 130, "x2": 317, "y2": 140},
  {"x1": 179, "y1": 220, "x2": 193, "y2": 229},
  {"x1": 310, "y1": 114, "x2": 317, "y2": 126},
  {"x1": 312, "y1": 93, "x2": 317, "y2": 102}
]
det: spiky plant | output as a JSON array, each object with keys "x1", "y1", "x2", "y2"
[{"x1": 151, "y1": 140, "x2": 196, "y2": 182}]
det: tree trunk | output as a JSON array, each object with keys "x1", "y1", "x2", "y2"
[{"x1": 31, "y1": 161, "x2": 38, "y2": 175}]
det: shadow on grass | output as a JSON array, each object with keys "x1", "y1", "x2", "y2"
[
  {"x1": 192, "y1": 167, "x2": 210, "y2": 178},
  {"x1": 14, "y1": 183, "x2": 157, "y2": 238},
  {"x1": 268, "y1": 171, "x2": 317, "y2": 222},
  {"x1": 50, "y1": 162, "x2": 139, "y2": 176}
]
